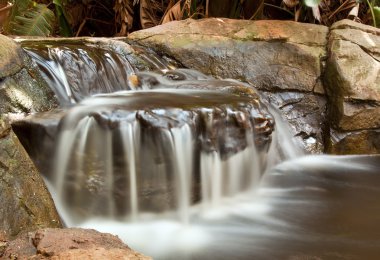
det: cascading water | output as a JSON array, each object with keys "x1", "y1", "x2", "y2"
[{"x1": 21, "y1": 40, "x2": 380, "y2": 260}]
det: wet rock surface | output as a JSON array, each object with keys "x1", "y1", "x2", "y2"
[
  {"x1": 262, "y1": 91, "x2": 327, "y2": 154},
  {"x1": 130, "y1": 18, "x2": 380, "y2": 155},
  {"x1": 0, "y1": 118, "x2": 62, "y2": 239},
  {"x1": 10, "y1": 70, "x2": 275, "y2": 220},
  {"x1": 129, "y1": 18, "x2": 328, "y2": 153},
  {"x1": 2, "y1": 228, "x2": 151, "y2": 259},
  {"x1": 20, "y1": 38, "x2": 179, "y2": 105},
  {"x1": 0, "y1": 35, "x2": 58, "y2": 114},
  {"x1": 11, "y1": 110, "x2": 64, "y2": 177}
]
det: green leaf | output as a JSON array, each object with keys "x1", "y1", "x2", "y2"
[
  {"x1": 53, "y1": 0, "x2": 72, "y2": 36},
  {"x1": 7, "y1": 1, "x2": 55, "y2": 36},
  {"x1": 374, "y1": 6, "x2": 380, "y2": 28},
  {"x1": 303, "y1": 0, "x2": 321, "y2": 7}
]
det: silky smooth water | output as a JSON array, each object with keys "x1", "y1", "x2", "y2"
[{"x1": 24, "y1": 41, "x2": 380, "y2": 260}]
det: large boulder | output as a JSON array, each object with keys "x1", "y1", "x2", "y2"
[
  {"x1": 0, "y1": 35, "x2": 58, "y2": 114},
  {"x1": 129, "y1": 18, "x2": 329, "y2": 153},
  {"x1": 0, "y1": 34, "x2": 23, "y2": 78},
  {"x1": 129, "y1": 18, "x2": 328, "y2": 94},
  {"x1": 2, "y1": 228, "x2": 151, "y2": 259},
  {"x1": 0, "y1": 117, "x2": 62, "y2": 239},
  {"x1": 129, "y1": 18, "x2": 380, "y2": 155},
  {"x1": 324, "y1": 20, "x2": 380, "y2": 154}
]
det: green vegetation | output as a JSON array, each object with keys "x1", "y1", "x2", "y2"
[
  {"x1": 1, "y1": 0, "x2": 379, "y2": 37},
  {"x1": 2, "y1": 0, "x2": 71, "y2": 36}
]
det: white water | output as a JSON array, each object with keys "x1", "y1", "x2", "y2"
[
  {"x1": 23, "y1": 41, "x2": 380, "y2": 259},
  {"x1": 46, "y1": 93, "x2": 302, "y2": 259},
  {"x1": 120, "y1": 121, "x2": 139, "y2": 221},
  {"x1": 170, "y1": 125, "x2": 193, "y2": 225},
  {"x1": 47, "y1": 102, "x2": 380, "y2": 259}
]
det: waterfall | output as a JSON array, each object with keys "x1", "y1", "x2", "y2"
[
  {"x1": 21, "y1": 40, "x2": 380, "y2": 260},
  {"x1": 49, "y1": 88, "x2": 269, "y2": 226}
]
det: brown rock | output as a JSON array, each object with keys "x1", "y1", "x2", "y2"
[
  {"x1": 0, "y1": 34, "x2": 23, "y2": 78},
  {"x1": 129, "y1": 18, "x2": 328, "y2": 94},
  {"x1": 328, "y1": 129, "x2": 380, "y2": 155},
  {"x1": 325, "y1": 20, "x2": 380, "y2": 131},
  {"x1": 129, "y1": 18, "x2": 329, "y2": 153},
  {"x1": 3, "y1": 228, "x2": 151, "y2": 259}
]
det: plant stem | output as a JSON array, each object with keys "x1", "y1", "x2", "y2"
[{"x1": 366, "y1": 0, "x2": 377, "y2": 27}]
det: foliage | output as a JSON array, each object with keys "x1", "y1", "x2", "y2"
[
  {"x1": 2, "y1": 0, "x2": 72, "y2": 36},
  {"x1": 366, "y1": 0, "x2": 380, "y2": 27},
  {"x1": 4, "y1": 0, "x2": 55, "y2": 36},
  {"x1": 53, "y1": 0, "x2": 72, "y2": 36},
  {"x1": 2, "y1": 0, "x2": 380, "y2": 37}
]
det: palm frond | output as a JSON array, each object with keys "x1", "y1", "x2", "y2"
[{"x1": 6, "y1": 0, "x2": 55, "y2": 36}]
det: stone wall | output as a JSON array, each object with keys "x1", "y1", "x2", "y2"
[
  {"x1": 129, "y1": 18, "x2": 380, "y2": 154},
  {"x1": 324, "y1": 20, "x2": 380, "y2": 154}
]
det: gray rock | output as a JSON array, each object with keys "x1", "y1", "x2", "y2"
[
  {"x1": 261, "y1": 91, "x2": 327, "y2": 154},
  {"x1": 0, "y1": 36, "x2": 58, "y2": 114},
  {"x1": 0, "y1": 117, "x2": 62, "y2": 239},
  {"x1": 0, "y1": 68, "x2": 58, "y2": 114},
  {"x1": 11, "y1": 110, "x2": 64, "y2": 178}
]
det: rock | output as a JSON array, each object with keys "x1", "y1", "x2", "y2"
[
  {"x1": 325, "y1": 19, "x2": 380, "y2": 130},
  {"x1": 0, "y1": 117, "x2": 62, "y2": 239},
  {"x1": 3, "y1": 228, "x2": 151, "y2": 259},
  {"x1": 13, "y1": 71, "x2": 275, "y2": 218},
  {"x1": 262, "y1": 91, "x2": 327, "y2": 154},
  {"x1": 129, "y1": 18, "x2": 328, "y2": 153},
  {"x1": 0, "y1": 34, "x2": 23, "y2": 78},
  {"x1": 325, "y1": 20, "x2": 380, "y2": 154},
  {"x1": 129, "y1": 18, "x2": 380, "y2": 155},
  {"x1": 129, "y1": 18, "x2": 328, "y2": 94},
  {"x1": 328, "y1": 129, "x2": 380, "y2": 155},
  {"x1": 0, "y1": 36, "x2": 58, "y2": 114},
  {"x1": 11, "y1": 109, "x2": 64, "y2": 178},
  {"x1": 0, "y1": 68, "x2": 58, "y2": 114}
]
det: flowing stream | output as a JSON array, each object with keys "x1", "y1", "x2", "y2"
[{"x1": 22, "y1": 40, "x2": 380, "y2": 259}]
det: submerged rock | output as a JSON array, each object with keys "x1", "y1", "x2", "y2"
[
  {"x1": 18, "y1": 71, "x2": 274, "y2": 219},
  {"x1": 20, "y1": 38, "x2": 179, "y2": 105},
  {"x1": 2, "y1": 228, "x2": 151, "y2": 259},
  {"x1": 0, "y1": 118, "x2": 62, "y2": 239}
]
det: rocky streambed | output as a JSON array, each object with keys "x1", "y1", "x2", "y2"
[{"x1": 0, "y1": 18, "x2": 379, "y2": 258}]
